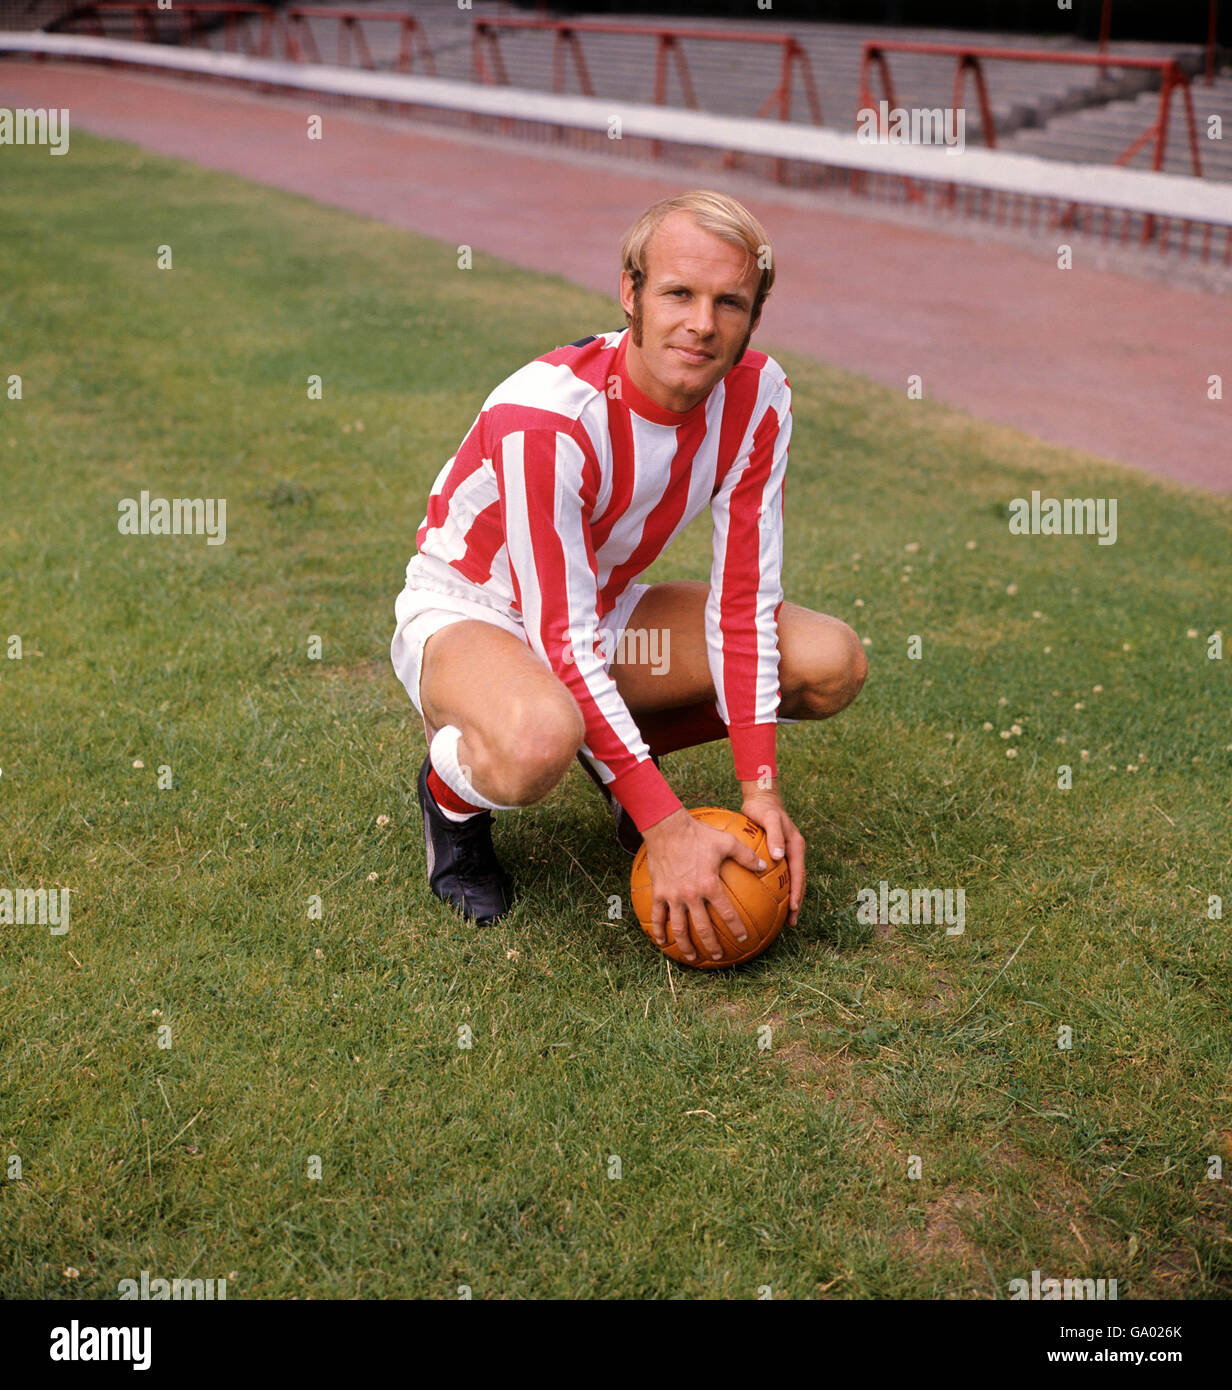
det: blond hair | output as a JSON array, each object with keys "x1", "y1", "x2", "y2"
[{"x1": 620, "y1": 189, "x2": 775, "y2": 321}]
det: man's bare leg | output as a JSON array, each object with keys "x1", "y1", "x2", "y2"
[
  {"x1": 417, "y1": 584, "x2": 864, "y2": 797},
  {"x1": 419, "y1": 620, "x2": 585, "y2": 807},
  {"x1": 609, "y1": 580, "x2": 867, "y2": 727}
]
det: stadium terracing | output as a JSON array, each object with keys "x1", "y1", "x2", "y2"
[{"x1": 3, "y1": 0, "x2": 1230, "y2": 264}]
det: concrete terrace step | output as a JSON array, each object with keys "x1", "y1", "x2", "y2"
[{"x1": 1002, "y1": 74, "x2": 1232, "y2": 181}]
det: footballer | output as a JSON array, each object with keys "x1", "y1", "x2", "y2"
[{"x1": 391, "y1": 189, "x2": 866, "y2": 965}]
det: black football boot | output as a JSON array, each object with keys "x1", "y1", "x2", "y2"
[
  {"x1": 416, "y1": 756, "x2": 514, "y2": 924},
  {"x1": 575, "y1": 750, "x2": 659, "y2": 856}
]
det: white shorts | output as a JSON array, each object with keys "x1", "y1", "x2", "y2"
[{"x1": 390, "y1": 552, "x2": 653, "y2": 718}]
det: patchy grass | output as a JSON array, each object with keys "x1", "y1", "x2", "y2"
[{"x1": 0, "y1": 130, "x2": 1229, "y2": 1300}]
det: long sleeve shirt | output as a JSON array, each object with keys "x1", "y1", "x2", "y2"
[{"x1": 413, "y1": 327, "x2": 792, "y2": 831}]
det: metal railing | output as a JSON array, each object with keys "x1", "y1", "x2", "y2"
[
  {"x1": 56, "y1": 3, "x2": 436, "y2": 74},
  {"x1": 469, "y1": 15, "x2": 821, "y2": 174},
  {"x1": 859, "y1": 41, "x2": 1204, "y2": 179},
  {"x1": 471, "y1": 16, "x2": 822, "y2": 125}
]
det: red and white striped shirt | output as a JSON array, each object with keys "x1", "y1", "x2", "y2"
[{"x1": 413, "y1": 327, "x2": 792, "y2": 831}]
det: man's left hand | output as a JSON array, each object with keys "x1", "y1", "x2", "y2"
[{"x1": 737, "y1": 787, "x2": 805, "y2": 927}]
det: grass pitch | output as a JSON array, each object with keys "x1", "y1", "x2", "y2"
[{"x1": 1, "y1": 129, "x2": 1229, "y2": 1299}]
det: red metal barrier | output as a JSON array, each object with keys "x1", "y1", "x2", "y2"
[
  {"x1": 470, "y1": 15, "x2": 821, "y2": 176},
  {"x1": 59, "y1": 3, "x2": 436, "y2": 75},
  {"x1": 470, "y1": 16, "x2": 822, "y2": 125},
  {"x1": 859, "y1": 41, "x2": 1203, "y2": 179},
  {"x1": 859, "y1": 41, "x2": 1207, "y2": 247}
]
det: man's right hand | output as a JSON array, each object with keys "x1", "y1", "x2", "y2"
[{"x1": 640, "y1": 808, "x2": 768, "y2": 964}]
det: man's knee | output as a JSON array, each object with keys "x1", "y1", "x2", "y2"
[
  {"x1": 783, "y1": 618, "x2": 868, "y2": 720},
  {"x1": 479, "y1": 689, "x2": 585, "y2": 805}
]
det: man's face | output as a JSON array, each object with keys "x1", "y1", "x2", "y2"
[{"x1": 619, "y1": 211, "x2": 762, "y2": 414}]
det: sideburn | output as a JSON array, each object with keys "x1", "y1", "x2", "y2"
[{"x1": 629, "y1": 287, "x2": 643, "y2": 348}]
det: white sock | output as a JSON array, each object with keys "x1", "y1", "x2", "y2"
[{"x1": 429, "y1": 725, "x2": 517, "y2": 820}]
